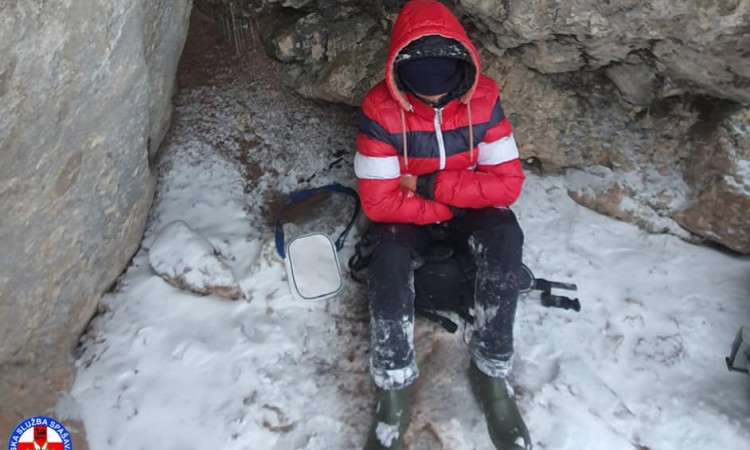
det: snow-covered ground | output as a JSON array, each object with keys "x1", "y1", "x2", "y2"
[{"x1": 60, "y1": 18, "x2": 750, "y2": 450}]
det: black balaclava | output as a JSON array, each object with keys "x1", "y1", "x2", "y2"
[
  {"x1": 398, "y1": 57, "x2": 463, "y2": 96},
  {"x1": 395, "y1": 35, "x2": 475, "y2": 107}
]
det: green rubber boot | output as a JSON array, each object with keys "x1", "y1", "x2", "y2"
[
  {"x1": 363, "y1": 386, "x2": 412, "y2": 450},
  {"x1": 469, "y1": 362, "x2": 532, "y2": 450}
]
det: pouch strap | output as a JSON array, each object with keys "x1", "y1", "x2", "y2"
[{"x1": 275, "y1": 183, "x2": 360, "y2": 259}]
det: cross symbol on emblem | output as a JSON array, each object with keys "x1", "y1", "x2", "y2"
[{"x1": 33, "y1": 426, "x2": 49, "y2": 450}]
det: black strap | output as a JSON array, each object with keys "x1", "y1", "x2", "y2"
[
  {"x1": 275, "y1": 183, "x2": 360, "y2": 259},
  {"x1": 416, "y1": 308, "x2": 459, "y2": 333}
]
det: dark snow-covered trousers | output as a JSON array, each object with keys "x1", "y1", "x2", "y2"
[{"x1": 367, "y1": 208, "x2": 524, "y2": 390}]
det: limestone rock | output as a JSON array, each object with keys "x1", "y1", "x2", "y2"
[
  {"x1": 565, "y1": 165, "x2": 692, "y2": 237},
  {"x1": 567, "y1": 177, "x2": 639, "y2": 224},
  {"x1": 675, "y1": 182, "x2": 750, "y2": 253},
  {"x1": 273, "y1": 13, "x2": 328, "y2": 63},
  {"x1": 519, "y1": 40, "x2": 585, "y2": 74},
  {"x1": 481, "y1": 52, "x2": 578, "y2": 170},
  {"x1": 605, "y1": 55, "x2": 660, "y2": 106},
  {"x1": 458, "y1": 0, "x2": 750, "y2": 104},
  {"x1": 149, "y1": 221, "x2": 244, "y2": 300},
  {"x1": 653, "y1": 36, "x2": 750, "y2": 104},
  {"x1": 0, "y1": 0, "x2": 191, "y2": 436},
  {"x1": 675, "y1": 109, "x2": 750, "y2": 253},
  {"x1": 244, "y1": 0, "x2": 750, "y2": 123},
  {"x1": 266, "y1": 9, "x2": 387, "y2": 104},
  {"x1": 482, "y1": 51, "x2": 640, "y2": 172}
]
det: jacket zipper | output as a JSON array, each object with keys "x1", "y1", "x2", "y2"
[{"x1": 434, "y1": 107, "x2": 446, "y2": 170}]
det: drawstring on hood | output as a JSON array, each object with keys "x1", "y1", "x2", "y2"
[
  {"x1": 467, "y1": 103, "x2": 473, "y2": 163},
  {"x1": 400, "y1": 108, "x2": 409, "y2": 169}
]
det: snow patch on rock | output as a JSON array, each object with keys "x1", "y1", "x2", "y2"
[
  {"x1": 149, "y1": 220, "x2": 243, "y2": 300},
  {"x1": 565, "y1": 165, "x2": 691, "y2": 237},
  {"x1": 725, "y1": 158, "x2": 750, "y2": 195}
]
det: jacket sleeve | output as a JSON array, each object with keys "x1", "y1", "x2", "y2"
[
  {"x1": 356, "y1": 98, "x2": 453, "y2": 224},
  {"x1": 432, "y1": 96, "x2": 525, "y2": 208}
]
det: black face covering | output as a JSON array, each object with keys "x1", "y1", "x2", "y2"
[
  {"x1": 398, "y1": 57, "x2": 463, "y2": 97},
  {"x1": 395, "y1": 35, "x2": 476, "y2": 107}
]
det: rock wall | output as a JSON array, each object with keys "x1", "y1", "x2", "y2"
[
  {"x1": 206, "y1": 0, "x2": 750, "y2": 253},
  {"x1": 0, "y1": 0, "x2": 192, "y2": 439}
]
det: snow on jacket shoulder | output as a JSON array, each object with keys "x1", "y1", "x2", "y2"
[{"x1": 354, "y1": 0, "x2": 525, "y2": 224}]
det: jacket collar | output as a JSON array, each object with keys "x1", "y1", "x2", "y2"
[{"x1": 405, "y1": 92, "x2": 461, "y2": 120}]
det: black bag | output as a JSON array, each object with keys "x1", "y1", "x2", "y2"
[
  {"x1": 349, "y1": 226, "x2": 579, "y2": 333},
  {"x1": 412, "y1": 243, "x2": 475, "y2": 332}
]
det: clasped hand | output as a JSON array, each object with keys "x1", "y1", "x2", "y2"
[
  {"x1": 399, "y1": 175, "x2": 418, "y2": 192},
  {"x1": 399, "y1": 173, "x2": 466, "y2": 217}
]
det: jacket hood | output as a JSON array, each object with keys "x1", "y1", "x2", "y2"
[{"x1": 386, "y1": 0, "x2": 481, "y2": 111}]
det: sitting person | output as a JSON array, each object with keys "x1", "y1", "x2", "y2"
[{"x1": 354, "y1": 1, "x2": 531, "y2": 449}]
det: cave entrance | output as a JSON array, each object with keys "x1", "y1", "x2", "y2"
[
  {"x1": 176, "y1": 6, "x2": 278, "y2": 89},
  {"x1": 169, "y1": 3, "x2": 359, "y2": 224}
]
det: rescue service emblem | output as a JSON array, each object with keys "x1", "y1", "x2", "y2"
[{"x1": 6, "y1": 416, "x2": 72, "y2": 450}]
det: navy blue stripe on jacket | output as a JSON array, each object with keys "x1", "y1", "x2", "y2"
[{"x1": 358, "y1": 98, "x2": 505, "y2": 159}]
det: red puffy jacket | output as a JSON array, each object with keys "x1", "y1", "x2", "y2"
[{"x1": 355, "y1": 0, "x2": 525, "y2": 225}]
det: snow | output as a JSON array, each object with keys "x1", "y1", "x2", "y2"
[
  {"x1": 376, "y1": 421, "x2": 399, "y2": 447},
  {"x1": 726, "y1": 159, "x2": 750, "y2": 196},
  {"x1": 737, "y1": 159, "x2": 750, "y2": 182},
  {"x1": 370, "y1": 313, "x2": 419, "y2": 389},
  {"x1": 565, "y1": 165, "x2": 691, "y2": 237},
  {"x1": 60, "y1": 41, "x2": 750, "y2": 450},
  {"x1": 148, "y1": 220, "x2": 241, "y2": 298}
]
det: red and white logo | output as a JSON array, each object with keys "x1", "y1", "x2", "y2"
[
  {"x1": 7, "y1": 417, "x2": 71, "y2": 450},
  {"x1": 19, "y1": 425, "x2": 64, "y2": 450}
]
